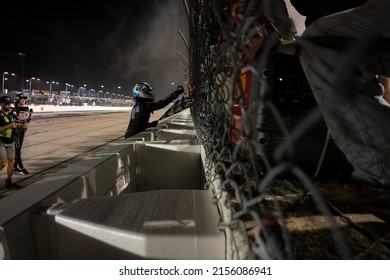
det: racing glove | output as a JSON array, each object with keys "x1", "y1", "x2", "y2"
[{"x1": 173, "y1": 85, "x2": 185, "y2": 98}]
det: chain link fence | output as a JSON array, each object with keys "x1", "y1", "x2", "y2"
[{"x1": 177, "y1": 0, "x2": 390, "y2": 259}]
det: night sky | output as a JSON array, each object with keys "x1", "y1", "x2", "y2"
[{"x1": 0, "y1": 0, "x2": 184, "y2": 98}]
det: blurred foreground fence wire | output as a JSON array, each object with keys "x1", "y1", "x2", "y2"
[{"x1": 176, "y1": 0, "x2": 390, "y2": 259}]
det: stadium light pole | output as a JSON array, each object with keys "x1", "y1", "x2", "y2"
[
  {"x1": 2, "y1": 72, "x2": 16, "y2": 94},
  {"x1": 65, "y1": 83, "x2": 73, "y2": 92},
  {"x1": 19, "y1": 53, "x2": 26, "y2": 91},
  {"x1": 47, "y1": 81, "x2": 58, "y2": 94},
  {"x1": 29, "y1": 77, "x2": 40, "y2": 98},
  {"x1": 1, "y1": 72, "x2": 6, "y2": 94}
]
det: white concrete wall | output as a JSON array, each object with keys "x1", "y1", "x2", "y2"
[{"x1": 0, "y1": 108, "x2": 224, "y2": 260}]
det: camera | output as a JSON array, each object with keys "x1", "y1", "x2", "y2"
[{"x1": 9, "y1": 108, "x2": 33, "y2": 123}]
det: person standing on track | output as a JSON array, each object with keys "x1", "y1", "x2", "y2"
[
  {"x1": 0, "y1": 96, "x2": 22, "y2": 190},
  {"x1": 12, "y1": 93, "x2": 32, "y2": 176}
]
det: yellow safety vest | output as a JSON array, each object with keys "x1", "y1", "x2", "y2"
[{"x1": 0, "y1": 113, "x2": 12, "y2": 139}]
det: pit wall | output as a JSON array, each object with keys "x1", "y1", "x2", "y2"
[{"x1": 0, "y1": 108, "x2": 225, "y2": 259}]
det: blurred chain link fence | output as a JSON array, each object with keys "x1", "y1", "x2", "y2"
[{"x1": 177, "y1": 0, "x2": 390, "y2": 259}]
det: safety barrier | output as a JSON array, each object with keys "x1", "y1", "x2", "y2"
[{"x1": 0, "y1": 108, "x2": 225, "y2": 259}]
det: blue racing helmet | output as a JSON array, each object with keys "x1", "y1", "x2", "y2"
[{"x1": 132, "y1": 82, "x2": 155, "y2": 100}]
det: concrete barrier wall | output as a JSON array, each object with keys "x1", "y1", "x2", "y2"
[
  {"x1": 44, "y1": 189, "x2": 224, "y2": 259},
  {"x1": 136, "y1": 141, "x2": 204, "y2": 192},
  {"x1": 0, "y1": 141, "x2": 137, "y2": 259},
  {"x1": 0, "y1": 108, "x2": 224, "y2": 259}
]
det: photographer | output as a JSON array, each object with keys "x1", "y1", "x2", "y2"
[
  {"x1": 12, "y1": 93, "x2": 32, "y2": 175},
  {"x1": 0, "y1": 96, "x2": 22, "y2": 189}
]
